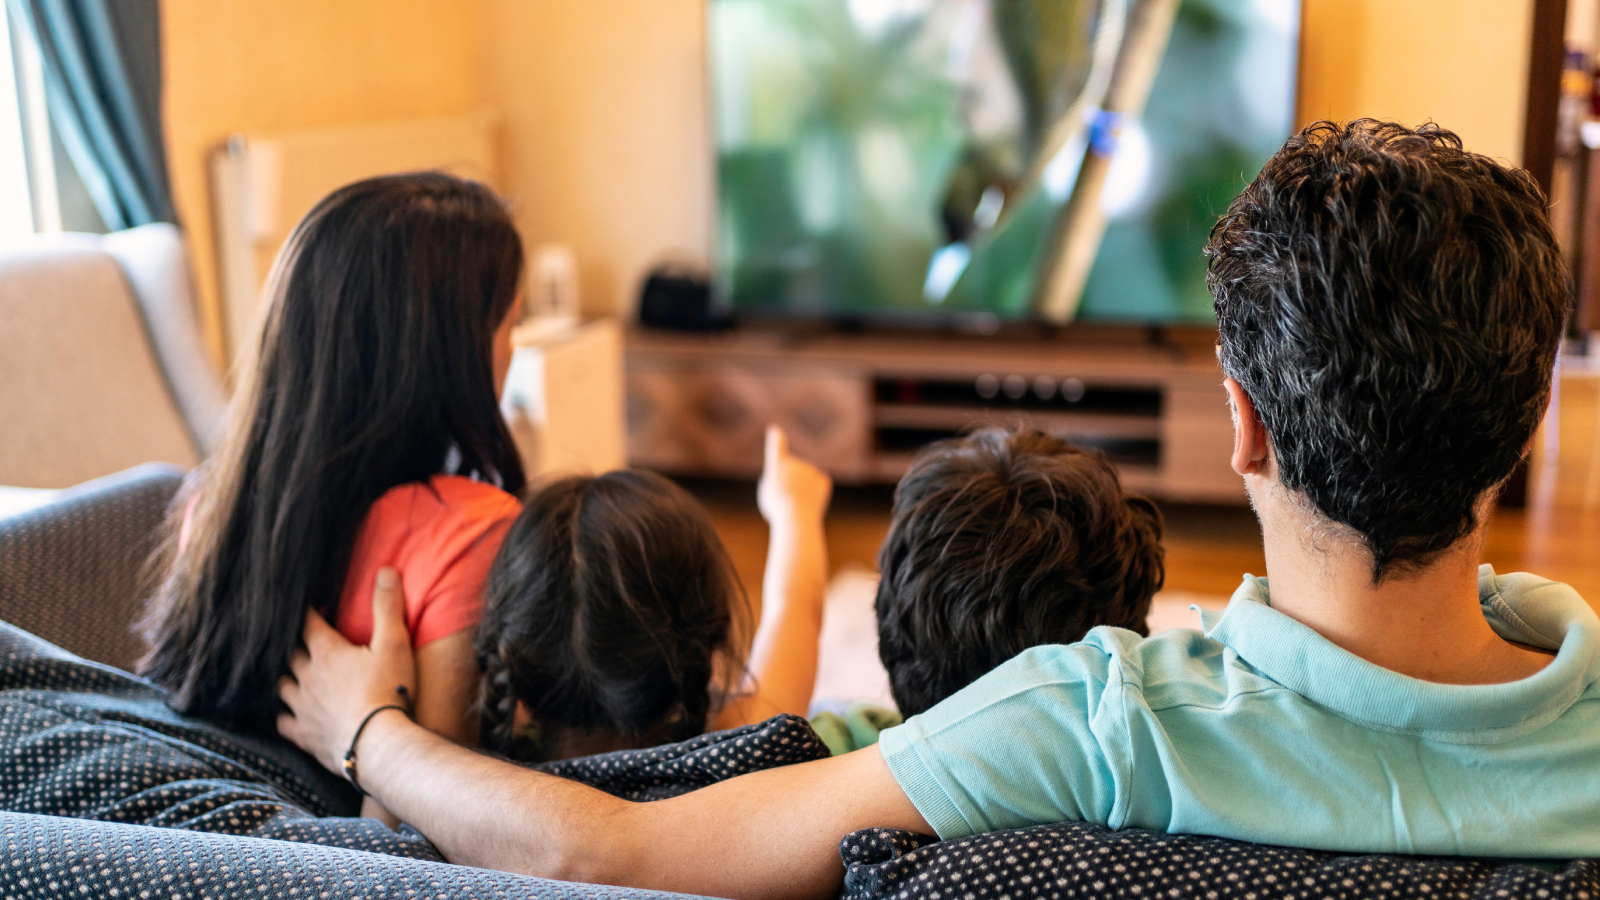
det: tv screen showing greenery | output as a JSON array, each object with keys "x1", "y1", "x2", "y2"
[{"x1": 710, "y1": 0, "x2": 1300, "y2": 324}]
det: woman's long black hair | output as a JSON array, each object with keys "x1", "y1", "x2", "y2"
[{"x1": 140, "y1": 172, "x2": 527, "y2": 733}]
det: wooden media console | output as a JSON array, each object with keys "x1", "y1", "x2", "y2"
[{"x1": 625, "y1": 327, "x2": 1244, "y2": 504}]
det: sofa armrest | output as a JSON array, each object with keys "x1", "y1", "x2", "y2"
[{"x1": 0, "y1": 463, "x2": 183, "y2": 671}]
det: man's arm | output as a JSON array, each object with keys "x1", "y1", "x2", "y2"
[
  {"x1": 358, "y1": 629, "x2": 482, "y2": 827},
  {"x1": 328, "y1": 711, "x2": 922, "y2": 897},
  {"x1": 278, "y1": 568, "x2": 932, "y2": 900}
]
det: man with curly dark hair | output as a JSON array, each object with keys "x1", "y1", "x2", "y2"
[{"x1": 278, "y1": 120, "x2": 1600, "y2": 900}]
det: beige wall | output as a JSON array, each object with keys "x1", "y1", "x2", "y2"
[
  {"x1": 478, "y1": 0, "x2": 712, "y2": 319},
  {"x1": 162, "y1": 0, "x2": 484, "y2": 366},
  {"x1": 1299, "y1": 0, "x2": 1533, "y2": 165},
  {"x1": 164, "y1": 0, "x2": 1538, "y2": 336}
]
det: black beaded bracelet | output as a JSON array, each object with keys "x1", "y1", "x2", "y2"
[{"x1": 342, "y1": 686, "x2": 414, "y2": 796}]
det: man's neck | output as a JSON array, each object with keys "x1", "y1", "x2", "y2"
[{"x1": 1249, "y1": 478, "x2": 1553, "y2": 685}]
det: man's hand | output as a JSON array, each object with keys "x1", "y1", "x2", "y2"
[
  {"x1": 758, "y1": 425, "x2": 832, "y2": 529},
  {"x1": 278, "y1": 566, "x2": 418, "y2": 774}
]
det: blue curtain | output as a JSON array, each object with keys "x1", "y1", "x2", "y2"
[{"x1": 6, "y1": 0, "x2": 173, "y2": 229}]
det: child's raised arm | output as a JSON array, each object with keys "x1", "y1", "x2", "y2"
[{"x1": 714, "y1": 426, "x2": 832, "y2": 729}]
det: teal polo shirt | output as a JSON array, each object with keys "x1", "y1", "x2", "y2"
[{"x1": 878, "y1": 566, "x2": 1600, "y2": 858}]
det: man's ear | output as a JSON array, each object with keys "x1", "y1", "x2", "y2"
[{"x1": 1223, "y1": 378, "x2": 1272, "y2": 477}]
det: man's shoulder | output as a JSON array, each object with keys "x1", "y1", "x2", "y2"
[
  {"x1": 984, "y1": 626, "x2": 1257, "y2": 710},
  {"x1": 1479, "y1": 566, "x2": 1594, "y2": 651}
]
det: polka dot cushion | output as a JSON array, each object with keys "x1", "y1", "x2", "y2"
[
  {"x1": 13, "y1": 611, "x2": 1593, "y2": 900},
  {"x1": 0, "y1": 618, "x2": 444, "y2": 859},
  {"x1": 0, "y1": 608, "x2": 825, "y2": 883},
  {"x1": 839, "y1": 824, "x2": 1600, "y2": 900},
  {"x1": 0, "y1": 810, "x2": 698, "y2": 900},
  {"x1": 535, "y1": 713, "x2": 832, "y2": 801}
]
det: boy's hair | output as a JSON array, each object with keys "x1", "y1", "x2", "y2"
[
  {"x1": 476, "y1": 470, "x2": 749, "y2": 762},
  {"x1": 875, "y1": 428, "x2": 1164, "y2": 716},
  {"x1": 1207, "y1": 120, "x2": 1569, "y2": 580}
]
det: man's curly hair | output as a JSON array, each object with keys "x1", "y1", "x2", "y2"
[{"x1": 1207, "y1": 120, "x2": 1569, "y2": 581}]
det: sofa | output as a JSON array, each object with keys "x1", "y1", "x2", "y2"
[
  {"x1": 0, "y1": 471, "x2": 1596, "y2": 900},
  {"x1": 0, "y1": 224, "x2": 225, "y2": 489}
]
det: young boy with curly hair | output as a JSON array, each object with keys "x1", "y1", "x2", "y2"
[
  {"x1": 875, "y1": 426, "x2": 1164, "y2": 716},
  {"x1": 814, "y1": 427, "x2": 1165, "y2": 754}
]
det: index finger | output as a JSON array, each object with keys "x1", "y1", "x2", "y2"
[{"x1": 765, "y1": 424, "x2": 788, "y2": 469}]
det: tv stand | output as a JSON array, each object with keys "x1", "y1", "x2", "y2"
[{"x1": 625, "y1": 325, "x2": 1244, "y2": 503}]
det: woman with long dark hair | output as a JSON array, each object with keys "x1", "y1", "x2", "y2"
[
  {"x1": 140, "y1": 173, "x2": 527, "y2": 763},
  {"x1": 144, "y1": 172, "x2": 838, "y2": 829}
]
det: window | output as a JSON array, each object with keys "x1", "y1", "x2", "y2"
[
  {"x1": 0, "y1": 2, "x2": 111, "y2": 239},
  {"x1": 0, "y1": 1, "x2": 32, "y2": 240}
]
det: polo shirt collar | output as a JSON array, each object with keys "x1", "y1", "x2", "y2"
[{"x1": 1198, "y1": 565, "x2": 1599, "y2": 740}]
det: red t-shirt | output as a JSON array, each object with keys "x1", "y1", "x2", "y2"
[{"x1": 334, "y1": 475, "x2": 523, "y2": 648}]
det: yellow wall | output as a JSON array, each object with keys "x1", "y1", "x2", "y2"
[
  {"x1": 162, "y1": 0, "x2": 484, "y2": 365},
  {"x1": 163, "y1": 0, "x2": 1537, "y2": 336},
  {"x1": 1298, "y1": 0, "x2": 1533, "y2": 165},
  {"x1": 478, "y1": 0, "x2": 712, "y2": 318}
]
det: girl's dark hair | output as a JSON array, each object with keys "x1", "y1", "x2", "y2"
[
  {"x1": 476, "y1": 470, "x2": 749, "y2": 762},
  {"x1": 139, "y1": 172, "x2": 527, "y2": 733},
  {"x1": 875, "y1": 427, "x2": 1164, "y2": 716}
]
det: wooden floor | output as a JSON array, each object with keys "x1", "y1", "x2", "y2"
[
  {"x1": 690, "y1": 371, "x2": 1600, "y2": 615},
  {"x1": 1492, "y1": 369, "x2": 1600, "y2": 607}
]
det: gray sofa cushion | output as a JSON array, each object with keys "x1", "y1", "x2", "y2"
[
  {"x1": 0, "y1": 613, "x2": 831, "y2": 857},
  {"x1": 10, "y1": 606, "x2": 1596, "y2": 900},
  {"x1": 0, "y1": 811, "x2": 707, "y2": 900},
  {"x1": 0, "y1": 613, "x2": 829, "y2": 898},
  {"x1": 538, "y1": 709, "x2": 832, "y2": 801},
  {"x1": 0, "y1": 615, "x2": 408, "y2": 849},
  {"x1": 838, "y1": 824, "x2": 1600, "y2": 900}
]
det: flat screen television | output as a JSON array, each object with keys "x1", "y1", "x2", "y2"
[{"x1": 709, "y1": 0, "x2": 1301, "y2": 326}]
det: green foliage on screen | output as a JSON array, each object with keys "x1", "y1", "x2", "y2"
[{"x1": 710, "y1": 0, "x2": 1297, "y2": 323}]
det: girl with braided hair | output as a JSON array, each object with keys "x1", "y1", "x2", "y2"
[{"x1": 475, "y1": 426, "x2": 833, "y2": 761}]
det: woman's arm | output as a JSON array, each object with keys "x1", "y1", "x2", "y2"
[{"x1": 714, "y1": 426, "x2": 833, "y2": 729}]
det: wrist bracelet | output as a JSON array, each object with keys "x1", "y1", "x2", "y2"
[{"x1": 342, "y1": 686, "x2": 414, "y2": 796}]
